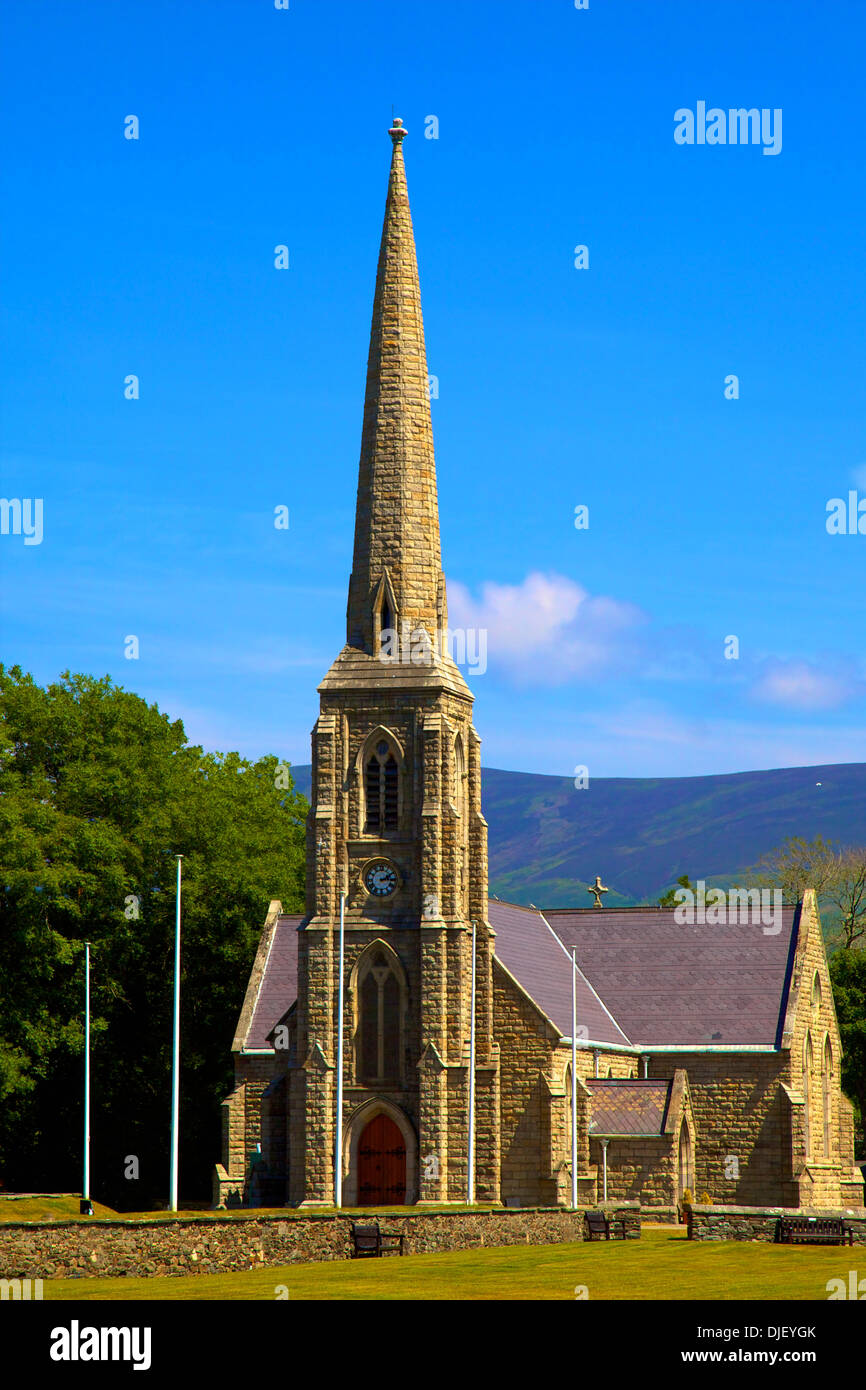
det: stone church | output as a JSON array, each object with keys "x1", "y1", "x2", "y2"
[{"x1": 214, "y1": 121, "x2": 863, "y2": 1213}]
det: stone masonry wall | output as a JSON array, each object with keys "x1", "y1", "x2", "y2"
[
  {"x1": 648, "y1": 1052, "x2": 789, "y2": 1205},
  {"x1": 687, "y1": 1204, "x2": 866, "y2": 1243},
  {"x1": 216, "y1": 1053, "x2": 278, "y2": 1204},
  {"x1": 785, "y1": 893, "x2": 863, "y2": 1207},
  {"x1": 0, "y1": 1205, "x2": 640, "y2": 1281},
  {"x1": 589, "y1": 1135, "x2": 676, "y2": 1206},
  {"x1": 493, "y1": 964, "x2": 557, "y2": 1206}
]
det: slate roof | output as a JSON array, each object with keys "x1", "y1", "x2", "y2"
[
  {"x1": 543, "y1": 905, "x2": 799, "y2": 1048},
  {"x1": 245, "y1": 914, "x2": 302, "y2": 1050},
  {"x1": 586, "y1": 1079, "x2": 672, "y2": 1136},
  {"x1": 238, "y1": 900, "x2": 799, "y2": 1054},
  {"x1": 487, "y1": 900, "x2": 630, "y2": 1046}
]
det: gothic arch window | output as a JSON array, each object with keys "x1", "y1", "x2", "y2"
[
  {"x1": 812, "y1": 971, "x2": 822, "y2": 1012},
  {"x1": 678, "y1": 1121, "x2": 693, "y2": 1202},
  {"x1": 453, "y1": 734, "x2": 465, "y2": 818},
  {"x1": 822, "y1": 1036, "x2": 833, "y2": 1159},
  {"x1": 378, "y1": 598, "x2": 393, "y2": 652},
  {"x1": 803, "y1": 1032, "x2": 814, "y2": 1158},
  {"x1": 373, "y1": 574, "x2": 398, "y2": 653},
  {"x1": 353, "y1": 943, "x2": 406, "y2": 1086},
  {"x1": 363, "y1": 734, "x2": 401, "y2": 834}
]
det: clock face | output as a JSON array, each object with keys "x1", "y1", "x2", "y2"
[{"x1": 364, "y1": 860, "x2": 398, "y2": 898}]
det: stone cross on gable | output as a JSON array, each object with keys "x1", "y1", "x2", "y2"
[{"x1": 588, "y1": 875, "x2": 609, "y2": 908}]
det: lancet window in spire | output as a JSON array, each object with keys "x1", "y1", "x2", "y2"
[
  {"x1": 365, "y1": 740, "x2": 399, "y2": 833},
  {"x1": 380, "y1": 598, "x2": 393, "y2": 649}
]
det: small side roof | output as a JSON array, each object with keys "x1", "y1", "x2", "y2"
[
  {"x1": 587, "y1": 1079, "x2": 672, "y2": 1136},
  {"x1": 233, "y1": 908, "x2": 303, "y2": 1053}
]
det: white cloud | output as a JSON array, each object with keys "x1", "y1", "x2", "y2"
[
  {"x1": 447, "y1": 571, "x2": 645, "y2": 684},
  {"x1": 750, "y1": 659, "x2": 862, "y2": 712}
]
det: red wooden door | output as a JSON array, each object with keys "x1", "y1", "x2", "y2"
[{"x1": 357, "y1": 1114, "x2": 406, "y2": 1206}]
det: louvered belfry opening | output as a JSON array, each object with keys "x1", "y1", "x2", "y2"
[
  {"x1": 365, "y1": 756, "x2": 382, "y2": 831},
  {"x1": 365, "y1": 740, "x2": 399, "y2": 832},
  {"x1": 383, "y1": 755, "x2": 398, "y2": 827}
]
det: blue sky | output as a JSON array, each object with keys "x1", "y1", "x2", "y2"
[{"x1": 2, "y1": 0, "x2": 865, "y2": 778}]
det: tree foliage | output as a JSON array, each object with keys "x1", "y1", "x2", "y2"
[
  {"x1": 657, "y1": 874, "x2": 698, "y2": 908},
  {"x1": 0, "y1": 666, "x2": 306, "y2": 1205},
  {"x1": 828, "y1": 950, "x2": 866, "y2": 1157},
  {"x1": 755, "y1": 835, "x2": 840, "y2": 903},
  {"x1": 826, "y1": 849, "x2": 866, "y2": 950},
  {"x1": 756, "y1": 835, "x2": 866, "y2": 948}
]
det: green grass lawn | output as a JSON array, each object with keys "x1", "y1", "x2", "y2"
[
  {"x1": 0, "y1": 1196, "x2": 119, "y2": 1222},
  {"x1": 0, "y1": 1197, "x2": 490, "y2": 1224},
  {"x1": 42, "y1": 1229, "x2": 854, "y2": 1301}
]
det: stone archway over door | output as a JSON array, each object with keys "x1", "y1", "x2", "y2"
[{"x1": 358, "y1": 1114, "x2": 406, "y2": 1205}]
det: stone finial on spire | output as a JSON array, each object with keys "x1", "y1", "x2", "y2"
[{"x1": 389, "y1": 116, "x2": 407, "y2": 144}]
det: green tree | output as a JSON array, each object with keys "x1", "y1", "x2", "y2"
[
  {"x1": 657, "y1": 874, "x2": 697, "y2": 908},
  {"x1": 826, "y1": 848, "x2": 866, "y2": 949},
  {"x1": 755, "y1": 835, "x2": 839, "y2": 903},
  {"x1": 829, "y1": 950, "x2": 866, "y2": 1158},
  {"x1": 0, "y1": 666, "x2": 306, "y2": 1205}
]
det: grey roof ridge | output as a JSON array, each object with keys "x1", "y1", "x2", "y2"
[{"x1": 532, "y1": 905, "x2": 634, "y2": 1048}]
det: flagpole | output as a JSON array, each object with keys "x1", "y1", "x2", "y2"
[
  {"x1": 83, "y1": 942, "x2": 91, "y2": 1213},
  {"x1": 468, "y1": 919, "x2": 477, "y2": 1204},
  {"x1": 169, "y1": 855, "x2": 183, "y2": 1212},
  {"x1": 335, "y1": 891, "x2": 346, "y2": 1207},
  {"x1": 571, "y1": 947, "x2": 578, "y2": 1209}
]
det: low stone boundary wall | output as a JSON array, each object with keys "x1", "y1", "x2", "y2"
[
  {"x1": 0, "y1": 1203, "x2": 640, "y2": 1280},
  {"x1": 640, "y1": 1206, "x2": 680, "y2": 1225},
  {"x1": 687, "y1": 1205, "x2": 866, "y2": 1243}
]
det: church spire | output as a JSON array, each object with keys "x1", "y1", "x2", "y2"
[{"x1": 346, "y1": 118, "x2": 445, "y2": 655}]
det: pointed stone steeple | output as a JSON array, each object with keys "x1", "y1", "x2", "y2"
[
  {"x1": 322, "y1": 118, "x2": 467, "y2": 695},
  {"x1": 292, "y1": 121, "x2": 496, "y2": 1209}
]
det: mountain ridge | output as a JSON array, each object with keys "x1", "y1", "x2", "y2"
[{"x1": 285, "y1": 761, "x2": 866, "y2": 907}]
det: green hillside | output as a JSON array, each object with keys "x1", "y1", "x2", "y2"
[{"x1": 288, "y1": 762, "x2": 866, "y2": 906}]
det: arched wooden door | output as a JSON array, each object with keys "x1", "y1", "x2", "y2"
[{"x1": 357, "y1": 1114, "x2": 406, "y2": 1206}]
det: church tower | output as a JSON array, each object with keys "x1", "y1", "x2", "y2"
[{"x1": 290, "y1": 119, "x2": 500, "y2": 1205}]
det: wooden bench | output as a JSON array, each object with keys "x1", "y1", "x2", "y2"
[
  {"x1": 777, "y1": 1216, "x2": 853, "y2": 1246},
  {"x1": 585, "y1": 1210, "x2": 626, "y2": 1241},
  {"x1": 350, "y1": 1221, "x2": 405, "y2": 1258}
]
